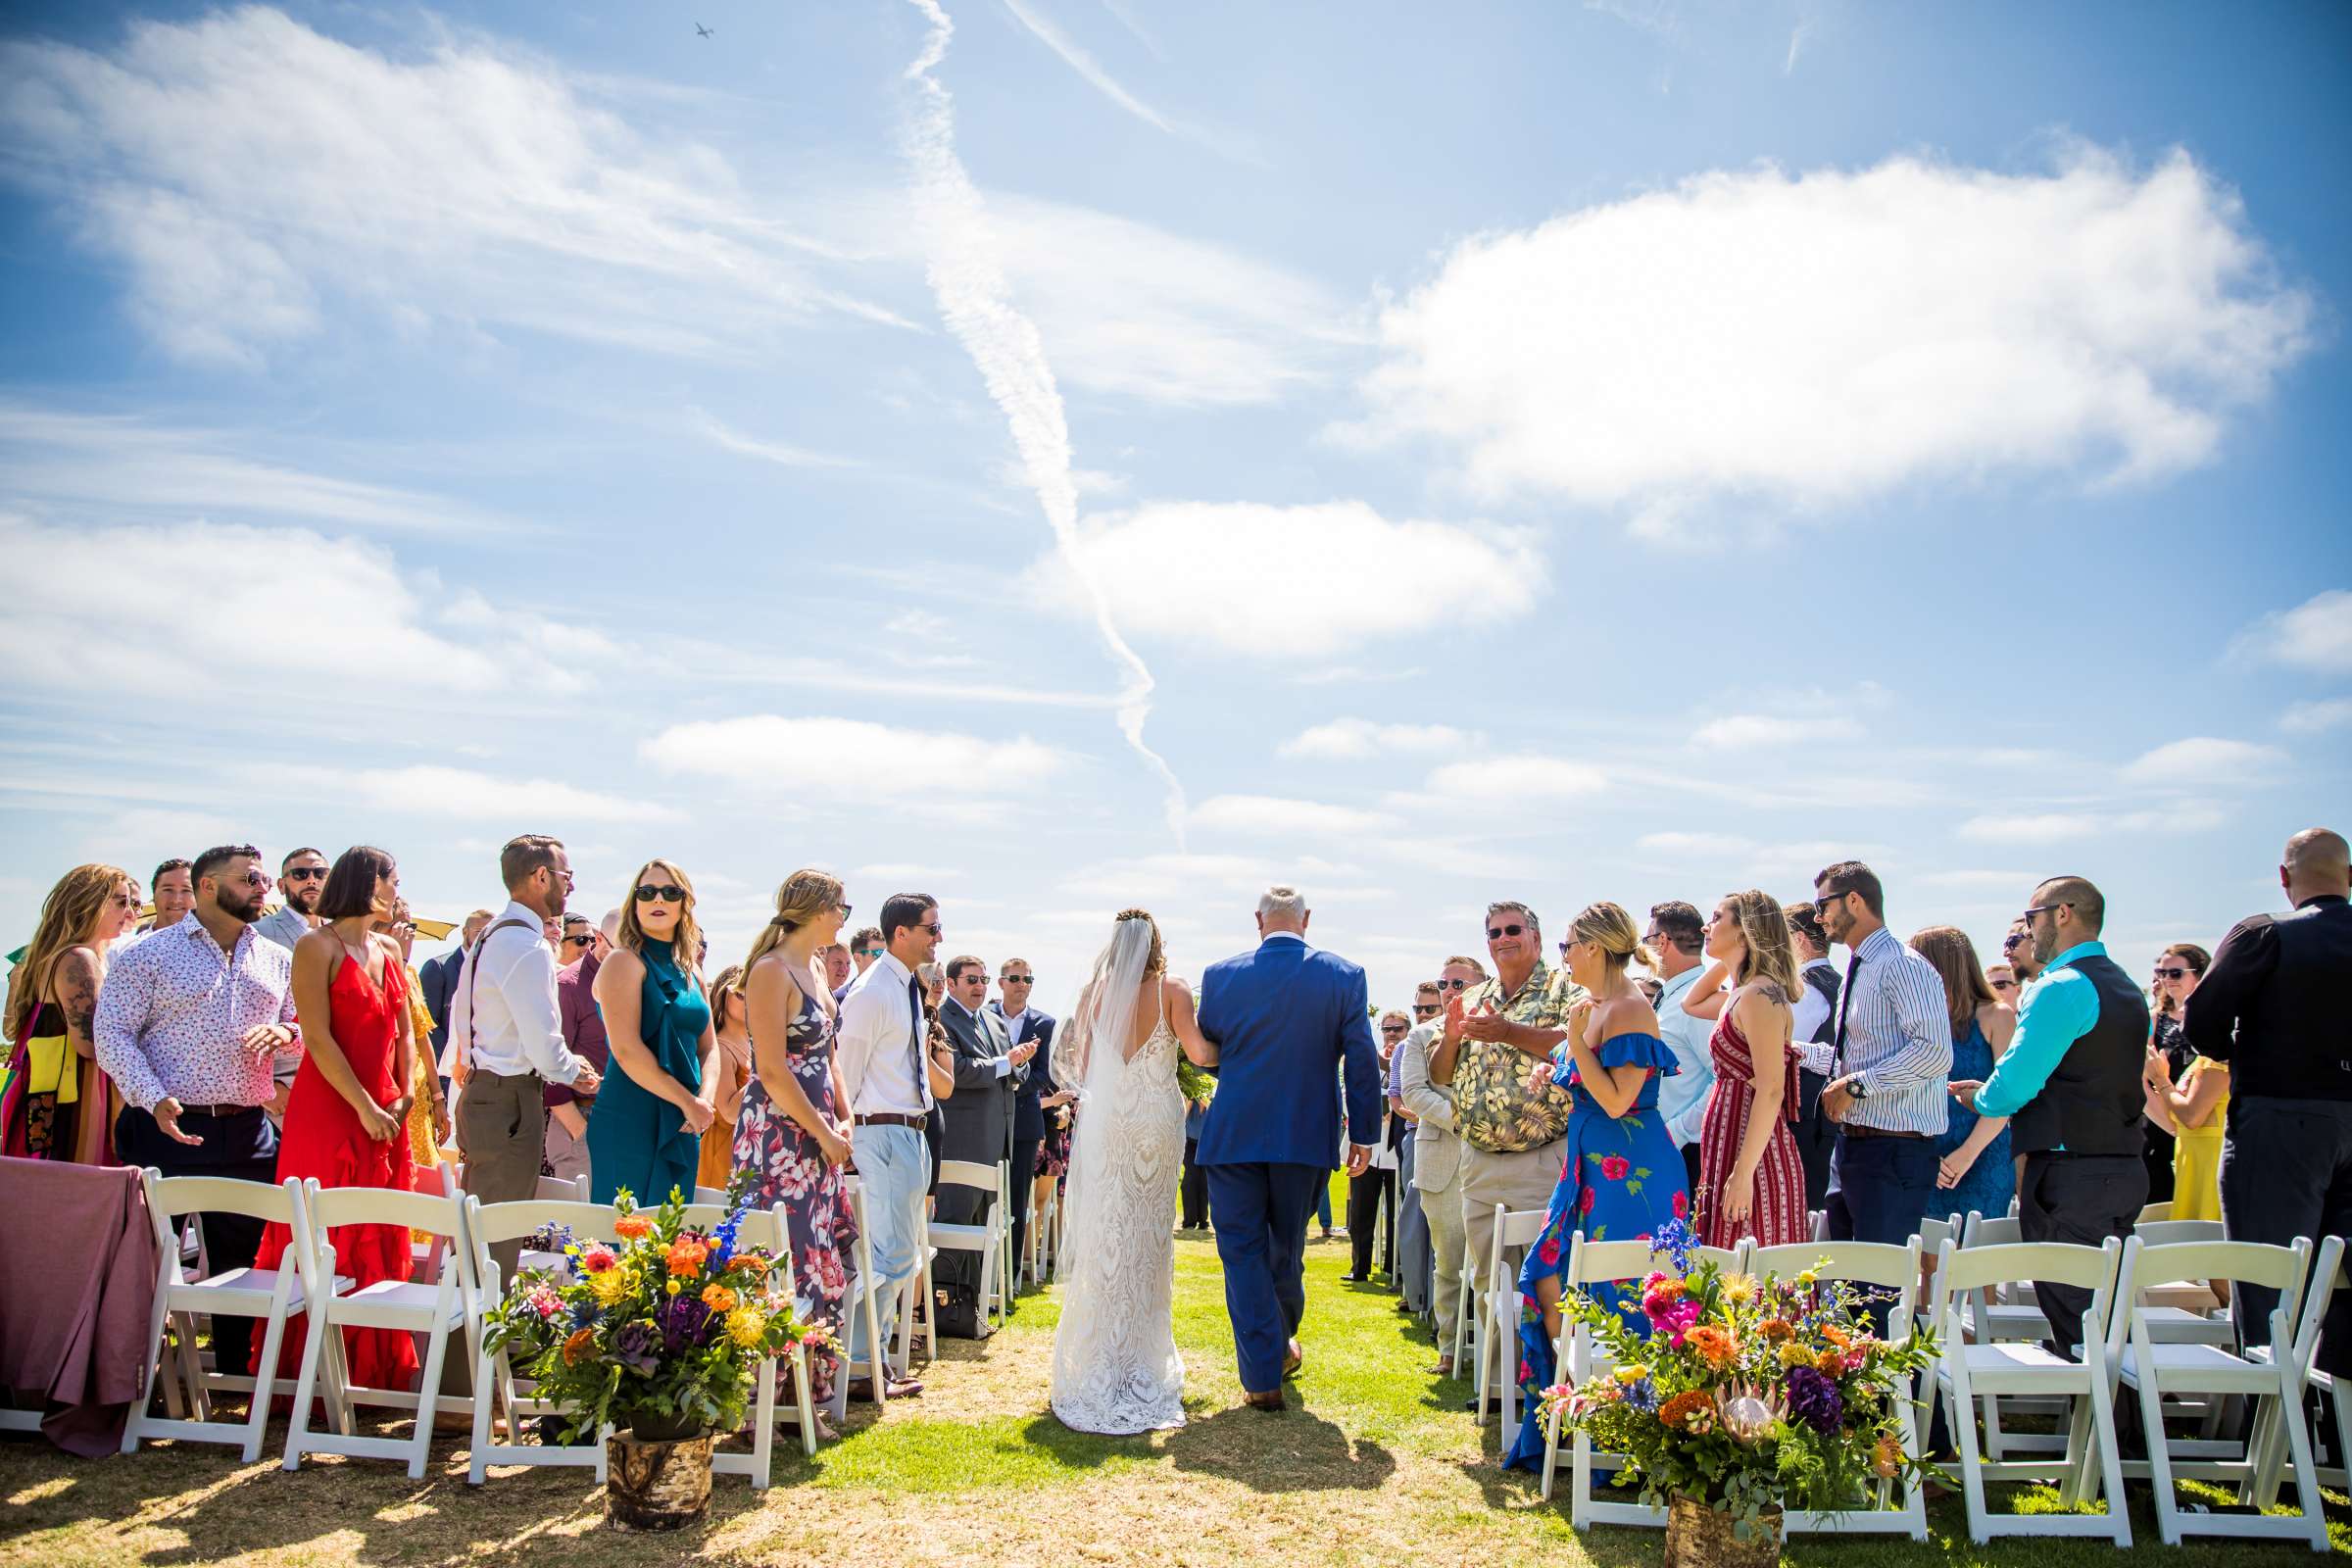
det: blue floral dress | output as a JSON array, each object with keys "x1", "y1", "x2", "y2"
[
  {"x1": 1504, "y1": 1029, "x2": 1687, "y2": 1473},
  {"x1": 1936, "y1": 1016, "x2": 2014, "y2": 1222}
]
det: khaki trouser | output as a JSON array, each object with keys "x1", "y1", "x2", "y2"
[
  {"x1": 458, "y1": 1068, "x2": 547, "y2": 1286},
  {"x1": 1459, "y1": 1137, "x2": 1568, "y2": 1298},
  {"x1": 1421, "y1": 1152, "x2": 1469, "y2": 1362},
  {"x1": 544, "y1": 1109, "x2": 591, "y2": 1188}
]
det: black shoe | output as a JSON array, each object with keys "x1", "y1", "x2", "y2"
[{"x1": 1342, "y1": 1272, "x2": 1369, "y2": 1284}]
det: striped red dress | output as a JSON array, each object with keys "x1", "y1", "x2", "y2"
[{"x1": 1694, "y1": 1008, "x2": 1809, "y2": 1250}]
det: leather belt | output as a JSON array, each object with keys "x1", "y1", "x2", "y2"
[
  {"x1": 855, "y1": 1112, "x2": 927, "y2": 1129},
  {"x1": 1839, "y1": 1123, "x2": 1925, "y2": 1140},
  {"x1": 178, "y1": 1102, "x2": 263, "y2": 1119}
]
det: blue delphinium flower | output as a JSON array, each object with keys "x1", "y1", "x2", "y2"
[
  {"x1": 1621, "y1": 1375, "x2": 1660, "y2": 1413},
  {"x1": 1647, "y1": 1216, "x2": 1697, "y2": 1276}
]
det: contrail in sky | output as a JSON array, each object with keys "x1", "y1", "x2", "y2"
[{"x1": 899, "y1": 0, "x2": 1188, "y2": 847}]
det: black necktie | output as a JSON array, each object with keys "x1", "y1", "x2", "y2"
[
  {"x1": 1831, "y1": 951, "x2": 1864, "y2": 1077},
  {"x1": 907, "y1": 976, "x2": 928, "y2": 1105}
]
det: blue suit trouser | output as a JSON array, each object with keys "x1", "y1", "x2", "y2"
[{"x1": 1206, "y1": 1162, "x2": 1327, "y2": 1393}]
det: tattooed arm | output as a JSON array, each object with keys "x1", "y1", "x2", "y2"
[{"x1": 56, "y1": 945, "x2": 102, "y2": 1059}]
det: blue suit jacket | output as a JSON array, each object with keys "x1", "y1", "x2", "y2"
[
  {"x1": 1195, "y1": 935, "x2": 1381, "y2": 1168},
  {"x1": 991, "y1": 1004, "x2": 1059, "y2": 1140}
]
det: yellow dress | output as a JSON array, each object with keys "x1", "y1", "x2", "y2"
[
  {"x1": 399, "y1": 965, "x2": 442, "y2": 1172},
  {"x1": 2169, "y1": 1057, "x2": 2229, "y2": 1223}
]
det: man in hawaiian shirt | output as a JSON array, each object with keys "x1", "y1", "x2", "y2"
[{"x1": 1429, "y1": 899, "x2": 1588, "y2": 1386}]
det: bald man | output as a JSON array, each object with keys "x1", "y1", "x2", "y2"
[{"x1": 2187, "y1": 827, "x2": 2352, "y2": 1373}]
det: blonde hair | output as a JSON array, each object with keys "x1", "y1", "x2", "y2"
[
  {"x1": 1567, "y1": 902, "x2": 1655, "y2": 974},
  {"x1": 740, "y1": 867, "x2": 846, "y2": 979},
  {"x1": 1114, "y1": 907, "x2": 1166, "y2": 977},
  {"x1": 1909, "y1": 925, "x2": 1997, "y2": 1037},
  {"x1": 616, "y1": 858, "x2": 703, "y2": 976},
  {"x1": 6, "y1": 864, "x2": 129, "y2": 1037},
  {"x1": 707, "y1": 963, "x2": 748, "y2": 1029},
  {"x1": 1722, "y1": 890, "x2": 1800, "y2": 1000}
]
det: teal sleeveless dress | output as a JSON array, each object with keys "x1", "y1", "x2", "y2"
[{"x1": 587, "y1": 940, "x2": 711, "y2": 1207}]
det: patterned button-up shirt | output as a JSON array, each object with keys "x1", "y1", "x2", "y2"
[
  {"x1": 94, "y1": 916, "x2": 302, "y2": 1111},
  {"x1": 1448, "y1": 958, "x2": 1589, "y2": 1154}
]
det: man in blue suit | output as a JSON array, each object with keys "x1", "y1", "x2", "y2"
[{"x1": 1197, "y1": 885, "x2": 1383, "y2": 1411}]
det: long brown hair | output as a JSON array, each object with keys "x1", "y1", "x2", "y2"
[
  {"x1": 6, "y1": 864, "x2": 130, "y2": 1037},
  {"x1": 616, "y1": 858, "x2": 703, "y2": 977},
  {"x1": 2155, "y1": 942, "x2": 2212, "y2": 1017},
  {"x1": 1721, "y1": 889, "x2": 1800, "y2": 999},
  {"x1": 1113, "y1": 907, "x2": 1166, "y2": 977},
  {"x1": 740, "y1": 867, "x2": 846, "y2": 982},
  {"x1": 1909, "y1": 925, "x2": 1997, "y2": 1037}
]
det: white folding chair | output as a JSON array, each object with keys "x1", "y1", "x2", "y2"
[
  {"x1": 1749, "y1": 1240, "x2": 1930, "y2": 1541},
  {"x1": 2129, "y1": 1220, "x2": 2234, "y2": 1349},
  {"x1": 701, "y1": 1204, "x2": 820, "y2": 1486},
  {"x1": 1934, "y1": 1236, "x2": 2132, "y2": 1545},
  {"x1": 694, "y1": 1185, "x2": 730, "y2": 1206},
  {"x1": 1953, "y1": 1210, "x2": 2064, "y2": 1457},
  {"x1": 2250, "y1": 1240, "x2": 2352, "y2": 1502},
  {"x1": 462, "y1": 1198, "x2": 619, "y2": 1484},
  {"x1": 282, "y1": 1180, "x2": 472, "y2": 1479},
  {"x1": 1450, "y1": 1231, "x2": 1476, "y2": 1373},
  {"x1": 2102, "y1": 1235, "x2": 2333, "y2": 1549},
  {"x1": 2136, "y1": 1200, "x2": 2174, "y2": 1224},
  {"x1": 121, "y1": 1173, "x2": 332, "y2": 1462},
  {"x1": 1808, "y1": 1207, "x2": 1829, "y2": 1243},
  {"x1": 926, "y1": 1158, "x2": 1011, "y2": 1335},
  {"x1": 896, "y1": 1189, "x2": 938, "y2": 1369},
  {"x1": 838, "y1": 1175, "x2": 888, "y2": 1402},
  {"x1": 1472, "y1": 1203, "x2": 1551, "y2": 1434}
]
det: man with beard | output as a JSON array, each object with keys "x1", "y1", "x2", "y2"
[
  {"x1": 252, "y1": 847, "x2": 327, "y2": 1122},
  {"x1": 95, "y1": 844, "x2": 303, "y2": 1379}
]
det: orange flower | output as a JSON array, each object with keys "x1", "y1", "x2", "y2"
[
  {"x1": 1687, "y1": 1325, "x2": 1738, "y2": 1369},
  {"x1": 1657, "y1": 1390, "x2": 1713, "y2": 1431},
  {"x1": 613, "y1": 1215, "x2": 653, "y2": 1240},
  {"x1": 1759, "y1": 1318, "x2": 1793, "y2": 1344},
  {"x1": 561, "y1": 1328, "x2": 595, "y2": 1366},
  {"x1": 727, "y1": 1252, "x2": 770, "y2": 1277},
  {"x1": 665, "y1": 1237, "x2": 710, "y2": 1279},
  {"x1": 702, "y1": 1284, "x2": 738, "y2": 1313},
  {"x1": 1822, "y1": 1323, "x2": 1853, "y2": 1350}
]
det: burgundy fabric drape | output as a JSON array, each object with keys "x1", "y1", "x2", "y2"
[{"x1": 0, "y1": 1156, "x2": 159, "y2": 1454}]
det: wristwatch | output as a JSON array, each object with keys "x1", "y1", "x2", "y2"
[{"x1": 1847, "y1": 1077, "x2": 1870, "y2": 1100}]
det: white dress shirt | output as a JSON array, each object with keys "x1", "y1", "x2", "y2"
[
  {"x1": 1653, "y1": 964, "x2": 1719, "y2": 1149},
  {"x1": 945, "y1": 995, "x2": 1016, "y2": 1077},
  {"x1": 441, "y1": 899, "x2": 588, "y2": 1084},
  {"x1": 836, "y1": 951, "x2": 932, "y2": 1117},
  {"x1": 1791, "y1": 958, "x2": 1837, "y2": 1044}
]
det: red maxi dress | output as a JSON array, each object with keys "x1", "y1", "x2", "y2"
[
  {"x1": 1694, "y1": 1009, "x2": 1810, "y2": 1250},
  {"x1": 256, "y1": 952, "x2": 420, "y2": 1392}
]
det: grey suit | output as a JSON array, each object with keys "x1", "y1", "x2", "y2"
[{"x1": 934, "y1": 999, "x2": 1027, "y2": 1317}]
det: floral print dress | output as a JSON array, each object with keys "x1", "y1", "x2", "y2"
[
  {"x1": 1504, "y1": 1029, "x2": 1687, "y2": 1473},
  {"x1": 732, "y1": 984, "x2": 858, "y2": 1416}
]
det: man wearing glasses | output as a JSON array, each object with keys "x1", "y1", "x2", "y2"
[
  {"x1": 96, "y1": 843, "x2": 303, "y2": 1380},
  {"x1": 843, "y1": 925, "x2": 886, "y2": 1001},
  {"x1": 252, "y1": 847, "x2": 328, "y2": 1122},
  {"x1": 546, "y1": 912, "x2": 611, "y2": 1185},
  {"x1": 1431, "y1": 906, "x2": 1583, "y2": 1396},
  {"x1": 1953, "y1": 876, "x2": 2148, "y2": 1362},
  {"x1": 1396, "y1": 957, "x2": 1484, "y2": 1373},
  {"x1": 992, "y1": 957, "x2": 1059, "y2": 1284},
  {"x1": 1799, "y1": 861, "x2": 1951, "y2": 1255}
]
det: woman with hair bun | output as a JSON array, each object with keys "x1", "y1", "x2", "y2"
[
  {"x1": 1679, "y1": 891, "x2": 1809, "y2": 1250},
  {"x1": 734, "y1": 868, "x2": 858, "y2": 1435},
  {"x1": 1504, "y1": 901, "x2": 1687, "y2": 1473}
]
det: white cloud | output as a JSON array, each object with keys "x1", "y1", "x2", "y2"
[
  {"x1": 271, "y1": 764, "x2": 673, "y2": 824},
  {"x1": 0, "y1": 512, "x2": 610, "y2": 705},
  {"x1": 1029, "y1": 501, "x2": 1543, "y2": 657},
  {"x1": 1190, "y1": 794, "x2": 1403, "y2": 838},
  {"x1": 1959, "y1": 802, "x2": 2224, "y2": 845},
  {"x1": 1279, "y1": 718, "x2": 1474, "y2": 760},
  {"x1": 1919, "y1": 868, "x2": 2040, "y2": 893},
  {"x1": 1635, "y1": 831, "x2": 1756, "y2": 857},
  {"x1": 1351, "y1": 148, "x2": 2314, "y2": 520},
  {"x1": 1690, "y1": 713, "x2": 1864, "y2": 751},
  {"x1": 2232, "y1": 589, "x2": 2352, "y2": 675},
  {"x1": 2121, "y1": 736, "x2": 2285, "y2": 785},
  {"x1": 643, "y1": 715, "x2": 1069, "y2": 798},
  {"x1": 2281, "y1": 697, "x2": 2352, "y2": 735},
  {"x1": 1, "y1": 9, "x2": 909, "y2": 368},
  {"x1": 1055, "y1": 851, "x2": 1367, "y2": 906},
  {"x1": 690, "y1": 409, "x2": 858, "y2": 470},
  {"x1": 1422, "y1": 756, "x2": 1606, "y2": 803},
  {"x1": 998, "y1": 0, "x2": 1178, "y2": 140}
]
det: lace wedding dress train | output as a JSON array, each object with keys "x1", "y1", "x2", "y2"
[{"x1": 1050, "y1": 978, "x2": 1187, "y2": 1435}]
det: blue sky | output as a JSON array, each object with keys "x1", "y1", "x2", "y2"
[{"x1": 2, "y1": 0, "x2": 2346, "y2": 1013}]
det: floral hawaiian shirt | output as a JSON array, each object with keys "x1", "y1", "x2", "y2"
[{"x1": 1448, "y1": 958, "x2": 1589, "y2": 1154}]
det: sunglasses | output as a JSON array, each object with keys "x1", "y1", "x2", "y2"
[
  {"x1": 563, "y1": 933, "x2": 596, "y2": 948},
  {"x1": 226, "y1": 870, "x2": 272, "y2": 890},
  {"x1": 1381, "y1": 1024, "x2": 1407, "y2": 1033},
  {"x1": 1557, "y1": 940, "x2": 1572, "y2": 956},
  {"x1": 634, "y1": 885, "x2": 686, "y2": 905},
  {"x1": 856, "y1": 947, "x2": 884, "y2": 958},
  {"x1": 1411, "y1": 1004, "x2": 1441, "y2": 1017},
  {"x1": 1487, "y1": 923, "x2": 1526, "y2": 940},
  {"x1": 2000, "y1": 933, "x2": 2030, "y2": 951},
  {"x1": 2020, "y1": 903, "x2": 2069, "y2": 920},
  {"x1": 836, "y1": 901, "x2": 854, "y2": 918},
  {"x1": 1989, "y1": 978, "x2": 2017, "y2": 992},
  {"x1": 283, "y1": 866, "x2": 328, "y2": 882},
  {"x1": 1435, "y1": 977, "x2": 1470, "y2": 991},
  {"x1": 2152, "y1": 966, "x2": 2189, "y2": 980},
  {"x1": 916, "y1": 922, "x2": 943, "y2": 937},
  {"x1": 1003, "y1": 973, "x2": 1034, "y2": 985}
]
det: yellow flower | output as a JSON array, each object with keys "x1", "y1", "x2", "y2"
[
  {"x1": 1721, "y1": 1274, "x2": 1757, "y2": 1306},
  {"x1": 586, "y1": 1266, "x2": 630, "y2": 1305},
  {"x1": 666, "y1": 1279, "x2": 682, "y2": 1297},
  {"x1": 1776, "y1": 1342, "x2": 1816, "y2": 1370},
  {"x1": 1613, "y1": 1363, "x2": 1649, "y2": 1386},
  {"x1": 1794, "y1": 1269, "x2": 1819, "y2": 1288},
  {"x1": 726, "y1": 1306, "x2": 767, "y2": 1347}
]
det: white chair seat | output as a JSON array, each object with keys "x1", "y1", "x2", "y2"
[
  {"x1": 518, "y1": 1248, "x2": 571, "y2": 1276},
  {"x1": 926, "y1": 1222, "x2": 991, "y2": 1245},
  {"x1": 1957, "y1": 1340, "x2": 2084, "y2": 1380},
  {"x1": 333, "y1": 1276, "x2": 467, "y2": 1330},
  {"x1": 2120, "y1": 1341, "x2": 2279, "y2": 1393},
  {"x1": 2139, "y1": 1304, "x2": 2234, "y2": 1345},
  {"x1": 178, "y1": 1265, "x2": 345, "y2": 1308},
  {"x1": 1978, "y1": 1301, "x2": 2053, "y2": 1339}
]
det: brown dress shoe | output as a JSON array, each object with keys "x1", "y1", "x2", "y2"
[{"x1": 1243, "y1": 1390, "x2": 1287, "y2": 1412}]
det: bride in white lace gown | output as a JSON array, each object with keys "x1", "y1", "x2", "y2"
[{"x1": 1049, "y1": 908, "x2": 1216, "y2": 1435}]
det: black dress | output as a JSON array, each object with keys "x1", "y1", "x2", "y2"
[{"x1": 2142, "y1": 1012, "x2": 2194, "y2": 1203}]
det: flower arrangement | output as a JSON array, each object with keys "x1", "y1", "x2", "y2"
[
  {"x1": 483, "y1": 1184, "x2": 836, "y2": 1443},
  {"x1": 1538, "y1": 1219, "x2": 1941, "y2": 1535}
]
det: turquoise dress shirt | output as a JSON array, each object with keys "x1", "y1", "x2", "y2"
[{"x1": 1973, "y1": 940, "x2": 2108, "y2": 1124}]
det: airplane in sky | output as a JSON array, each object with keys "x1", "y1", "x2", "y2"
[{"x1": 696, "y1": 23, "x2": 713, "y2": 38}]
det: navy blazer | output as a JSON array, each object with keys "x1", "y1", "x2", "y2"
[
  {"x1": 1195, "y1": 935, "x2": 1381, "y2": 1169},
  {"x1": 417, "y1": 947, "x2": 465, "y2": 1053},
  {"x1": 992, "y1": 1004, "x2": 1059, "y2": 1141}
]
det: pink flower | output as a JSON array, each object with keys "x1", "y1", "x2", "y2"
[
  {"x1": 1577, "y1": 1187, "x2": 1596, "y2": 1216},
  {"x1": 1672, "y1": 1191, "x2": 1689, "y2": 1219},
  {"x1": 1599, "y1": 1154, "x2": 1631, "y2": 1181},
  {"x1": 579, "y1": 1246, "x2": 617, "y2": 1274},
  {"x1": 1538, "y1": 1236, "x2": 1563, "y2": 1266}
]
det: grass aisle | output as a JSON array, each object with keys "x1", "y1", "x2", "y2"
[{"x1": 4, "y1": 1204, "x2": 2347, "y2": 1566}]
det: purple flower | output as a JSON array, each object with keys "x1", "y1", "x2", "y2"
[
  {"x1": 1784, "y1": 1365, "x2": 1843, "y2": 1434},
  {"x1": 612, "y1": 1319, "x2": 662, "y2": 1374},
  {"x1": 657, "y1": 1293, "x2": 716, "y2": 1352}
]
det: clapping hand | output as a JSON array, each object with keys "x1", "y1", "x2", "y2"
[
  {"x1": 1009, "y1": 1039, "x2": 1038, "y2": 1066},
  {"x1": 1459, "y1": 1002, "x2": 1511, "y2": 1044}
]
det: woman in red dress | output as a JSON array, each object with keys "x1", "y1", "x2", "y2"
[
  {"x1": 256, "y1": 846, "x2": 419, "y2": 1393},
  {"x1": 1679, "y1": 889, "x2": 1809, "y2": 1250}
]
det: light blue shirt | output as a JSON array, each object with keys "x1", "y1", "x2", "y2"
[
  {"x1": 1974, "y1": 941, "x2": 2107, "y2": 1122},
  {"x1": 1653, "y1": 964, "x2": 1718, "y2": 1148},
  {"x1": 1794, "y1": 925, "x2": 1953, "y2": 1137}
]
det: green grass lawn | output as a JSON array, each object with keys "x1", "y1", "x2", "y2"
[{"x1": 3, "y1": 1183, "x2": 2346, "y2": 1566}]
